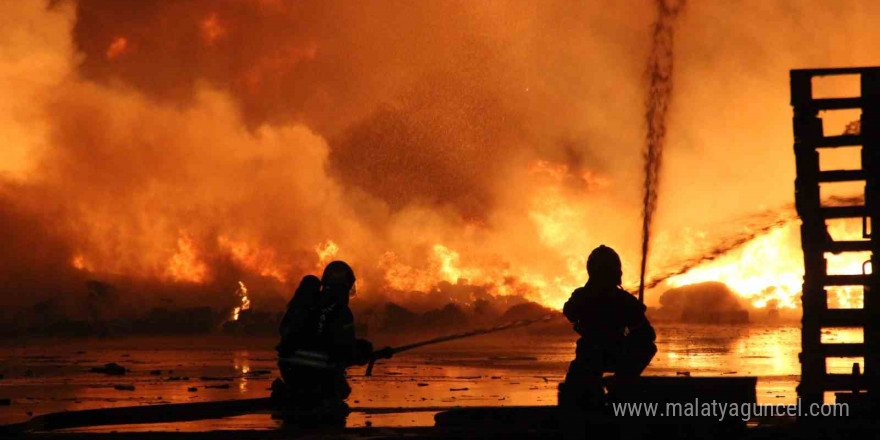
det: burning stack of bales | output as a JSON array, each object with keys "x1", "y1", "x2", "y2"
[{"x1": 654, "y1": 281, "x2": 748, "y2": 324}]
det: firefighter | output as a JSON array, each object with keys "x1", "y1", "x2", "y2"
[
  {"x1": 278, "y1": 274, "x2": 321, "y2": 354},
  {"x1": 560, "y1": 245, "x2": 657, "y2": 407},
  {"x1": 274, "y1": 261, "x2": 374, "y2": 411}
]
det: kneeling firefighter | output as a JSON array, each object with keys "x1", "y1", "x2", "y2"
[
  {"x1": 560, "y1": 245, "x2": 657, "y2": 407},
  {"x1": 275, "y1": 261, "x2": 378, "y2": 408}
]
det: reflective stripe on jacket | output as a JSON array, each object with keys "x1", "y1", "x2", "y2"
[{"x1": 279, "y1": 350, "x2": 341, "y2": 370}]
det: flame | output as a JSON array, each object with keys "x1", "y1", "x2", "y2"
[
  {"x1": 370, "y1": 162, "x2": 616, "y2": 309},
  {"x1": 232, "y1": 281, "x2": 250, "y2": 321},
  {"x1": 7, "y1": 0, "x2": 880, "y2": 332},
  {"x1": 315, "y1": 240, "x2": 339, "y2": 266},
  {"x1": 378, "y1": 251, "x2": 433, "y2": 293},
  {"x1": 55, "y1": 159, "x2": 866, "y2": 314},
  {"x1": 71, "y1": 254, "x2": 88, "y2": 271},
  {"x1": 165, "y1": 236, "x2": 208, "y2": 283},
  {"x1": 378, "y1": 242, "x2": 579, "y2": 309},
  {"x1": 665, "y1": 219, "x2": 870, "y2": 309},
  {"x1": 379, "y1": 245, "x2": 482, "y2": 292},
  {"x1": 218, "y1": 236, "x2": 287, "y2": 283},
  {"x1": 434, "y1": 244, "x2": 473, "y2": 284},
  {"x1": 528, "y1": 188, "x2": 580, "y2": 249}
]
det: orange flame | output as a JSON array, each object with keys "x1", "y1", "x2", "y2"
[
  {"x1": 71, "y1": 254, "x2": 89, "y2": 271},
  {"x1": 165, "y1": 236, "x2": 208, "y2": 283},
  {"x1": 232, "y1": 281, "x2": 250, "y2": 321},
  {"x1": 315, "y1": 240, "x2": 339, "y2": 266},
  {"x1": 665, "y1": 219, "x2": 869, "y2": 309},
  {"x1": 218, "y1": 236, "x2": 287, "y2": 283}
]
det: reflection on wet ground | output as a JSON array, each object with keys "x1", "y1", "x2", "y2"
[{"x1": 0, "y1": 323, "x2": 803, "y2": 430}]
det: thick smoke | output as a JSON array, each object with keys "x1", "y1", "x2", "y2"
[{"x1": 2, "y1": 1, "x2": 880, "y2": 332}]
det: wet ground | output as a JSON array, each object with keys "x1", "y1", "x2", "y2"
[{"x1": 0, "y1": 323, "x2": 810, "y2": 431}]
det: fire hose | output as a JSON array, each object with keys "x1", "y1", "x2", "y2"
[{"x1": 364, "y1": 313, "x2": 561, "y2": 376}]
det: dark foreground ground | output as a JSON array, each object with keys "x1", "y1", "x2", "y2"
[{"x1": 1, "y1": 323, "x2": 847, "y2": 435}]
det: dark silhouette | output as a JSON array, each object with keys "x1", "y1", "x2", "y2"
[
  {"x1": 277, "y1": 275, "x2": 322, "y2": 349},
  {"x1": 273, "y1": 261, "x2": 373, "y2": 414},
  {"x1": 560, "y1": 245, "x2": 657, "y2": 407},
  {"x1": 791, "y1": 67, "x2": 877, "y2": 407}
]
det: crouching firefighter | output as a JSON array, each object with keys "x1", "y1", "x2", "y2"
[
  {"x1": 274, "y1": 261, "x2": 379, "y2": 409},
  {"x1": 559, "y1": 245, "x2": 657, "y2": 408}
]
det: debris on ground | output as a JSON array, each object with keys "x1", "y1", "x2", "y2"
[{"x1": 91, "y1": 363, "x2": 127, "y2": 376}]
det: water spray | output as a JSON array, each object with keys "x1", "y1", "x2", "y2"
[
  {"x1": 638, "y1": 195, "x2": 862, "y2": 292},
  {"x1": 638, "y1": 0, "x2": 686, "y2": 303},
  {"x1": 641, "y1": 211, "x2": 797, "y2": 290}
]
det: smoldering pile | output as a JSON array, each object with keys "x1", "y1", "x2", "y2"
[
  {"x1": 0, "y1": 277, "x2": 561, "y2": 338},
  {"x1": 651, "y1": 281, "x2": 748, "y2": 324},
  {"x1": 354, "y1": 281, "x2": 563, "y2": 338},
  {"x1": 220, "y1": 279, "x2": 566, "y2": 338}
]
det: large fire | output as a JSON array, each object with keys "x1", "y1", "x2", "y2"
[
  {"x1": 2, "y1": 1, "x2": 879, "y2": 329},
  {"x1": 665, "y1": 220, "x2": 869, "y2": 309}
]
